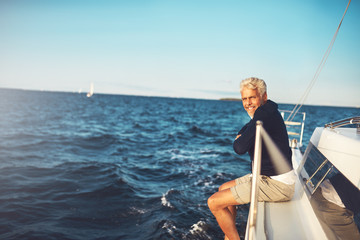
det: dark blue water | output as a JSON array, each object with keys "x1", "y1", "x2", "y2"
[{"x1": 0, "y1": 89, "x2": 358, "y2": 239}]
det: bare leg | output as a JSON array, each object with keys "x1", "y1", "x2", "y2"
[
  {"x1": 224, "y1": 205, "x2": 237, "y2": 240},
  {"x1": 208, "y1": 187, "x2": 241, "y2": 240},
  {"x1": 218, "y1": 180, "x2": 237, "y2": 240}
]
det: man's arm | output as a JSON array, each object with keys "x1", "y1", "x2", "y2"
[{"x1": 233, "y1": 120, "x2": 256, "y2": 155}]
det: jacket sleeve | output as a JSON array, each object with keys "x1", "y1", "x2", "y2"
[
  {"x1": 233, "y1": 120, "x2": 256, "y2": 155},
  {"x1": 237, "y1": 122, "x2": 249, "y2": 135}
]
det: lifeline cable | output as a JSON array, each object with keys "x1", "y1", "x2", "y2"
[{"x1": 287, "y1": 0, "x2": 351, "y2": 121}]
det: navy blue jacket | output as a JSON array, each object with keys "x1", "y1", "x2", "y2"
[{"x1": 233, "y1": 100, "x2": 292, "y2": 176}]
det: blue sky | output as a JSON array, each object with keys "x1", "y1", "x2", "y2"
[{"x1": 1, "y1": 0, "x2": 359, "y2": 107}]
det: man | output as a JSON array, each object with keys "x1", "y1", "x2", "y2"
[{"x1": 208, "y1": 77, "x2": 295, "y2": 240}]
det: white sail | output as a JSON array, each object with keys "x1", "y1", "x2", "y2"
[{"x1": 86, "y1": 83, "x2": 94, "y2": 97}]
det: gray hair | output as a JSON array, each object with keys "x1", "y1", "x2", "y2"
[{"x1": 240, "y1": 77, "x2": 267, "y2": 97}]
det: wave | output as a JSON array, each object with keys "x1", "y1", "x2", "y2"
[
  {"x1": 161, "y1": 189, "x2": 174, "y2": 209},
  {"x1": 189, "y1": 220, "x2": 213, "y2": 239},
  {"x1": 190, "y1": 125, "x2": 207, "y2": 135},
  {"x1": 71, "y1": 133, "x2": 118, "y2": 150}
]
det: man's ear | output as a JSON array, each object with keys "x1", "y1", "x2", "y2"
[{"x1": 263, "y1": 92, "x2": 268, "y2": 102}]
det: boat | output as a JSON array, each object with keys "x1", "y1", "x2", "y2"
[
  {"x1": 243, "y1": 1, "x2": 360, "y2": 239},
  {"x1": 87, "y1": 83, "x2": 94, "y2": 97},
  {"x1": 245, "y1": 115, "x2": 360, "y2": 239}
]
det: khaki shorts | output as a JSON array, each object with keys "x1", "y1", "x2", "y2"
[{"x1": 230, "y1": 174, "x2": 295, "y2": 204}]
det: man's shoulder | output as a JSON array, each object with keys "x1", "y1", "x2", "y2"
[{"x1": 254, "y1": 100, "x2": 278, "y2": 119}]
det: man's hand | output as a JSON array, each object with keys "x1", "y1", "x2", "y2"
[{"x1": 235, "y1": 134, "x2": 241, "y2": 140}]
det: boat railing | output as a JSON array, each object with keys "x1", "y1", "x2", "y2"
[
  {"x1": 324, "y1": 116, "x2": 360, "y2": 131},
  {"x1": 280, "y1": 110, "x2": 306, "y2": 147},
  {"x1": 245, "y1": 121, "x2": 293, "y2": 239},
  {"x1": 246, "y1": 121, "x2": 263, "y2": 240}
]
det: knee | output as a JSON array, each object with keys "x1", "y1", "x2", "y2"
[
  {"x1": 207, "y1": 195, "x2": 217, "y2": 212},
  {"x1": 207, "y1": 193, "x2": 224, "y2": 213}
]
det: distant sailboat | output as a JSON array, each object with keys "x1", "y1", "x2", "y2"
[{"x1": 87, "y1": 83, "x2": 94, "y2": 97}]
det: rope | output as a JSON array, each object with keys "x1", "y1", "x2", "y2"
[{"x1": 287, "y1": 0, "x2": 351, "y2": 121}]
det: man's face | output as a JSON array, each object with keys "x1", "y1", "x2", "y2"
[{"x1": 241, "y1": 87, "x2": 267, "y2": 118}]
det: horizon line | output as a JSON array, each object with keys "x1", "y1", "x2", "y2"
[{"x1": 1, "y1": 86, "x2": 359, "y2": 109}]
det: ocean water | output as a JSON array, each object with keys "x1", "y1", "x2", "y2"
[{"x1": 0, "y1": 88, "x2": 358, "y2": 240}]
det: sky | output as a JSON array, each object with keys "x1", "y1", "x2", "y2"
[{"x1": 1, "y1": 0, "x2": 359, "y2": 107}]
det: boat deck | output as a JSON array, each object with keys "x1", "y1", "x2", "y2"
[{"x1": 254, "y1": 146, "x2": 328, "y2": 239}]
